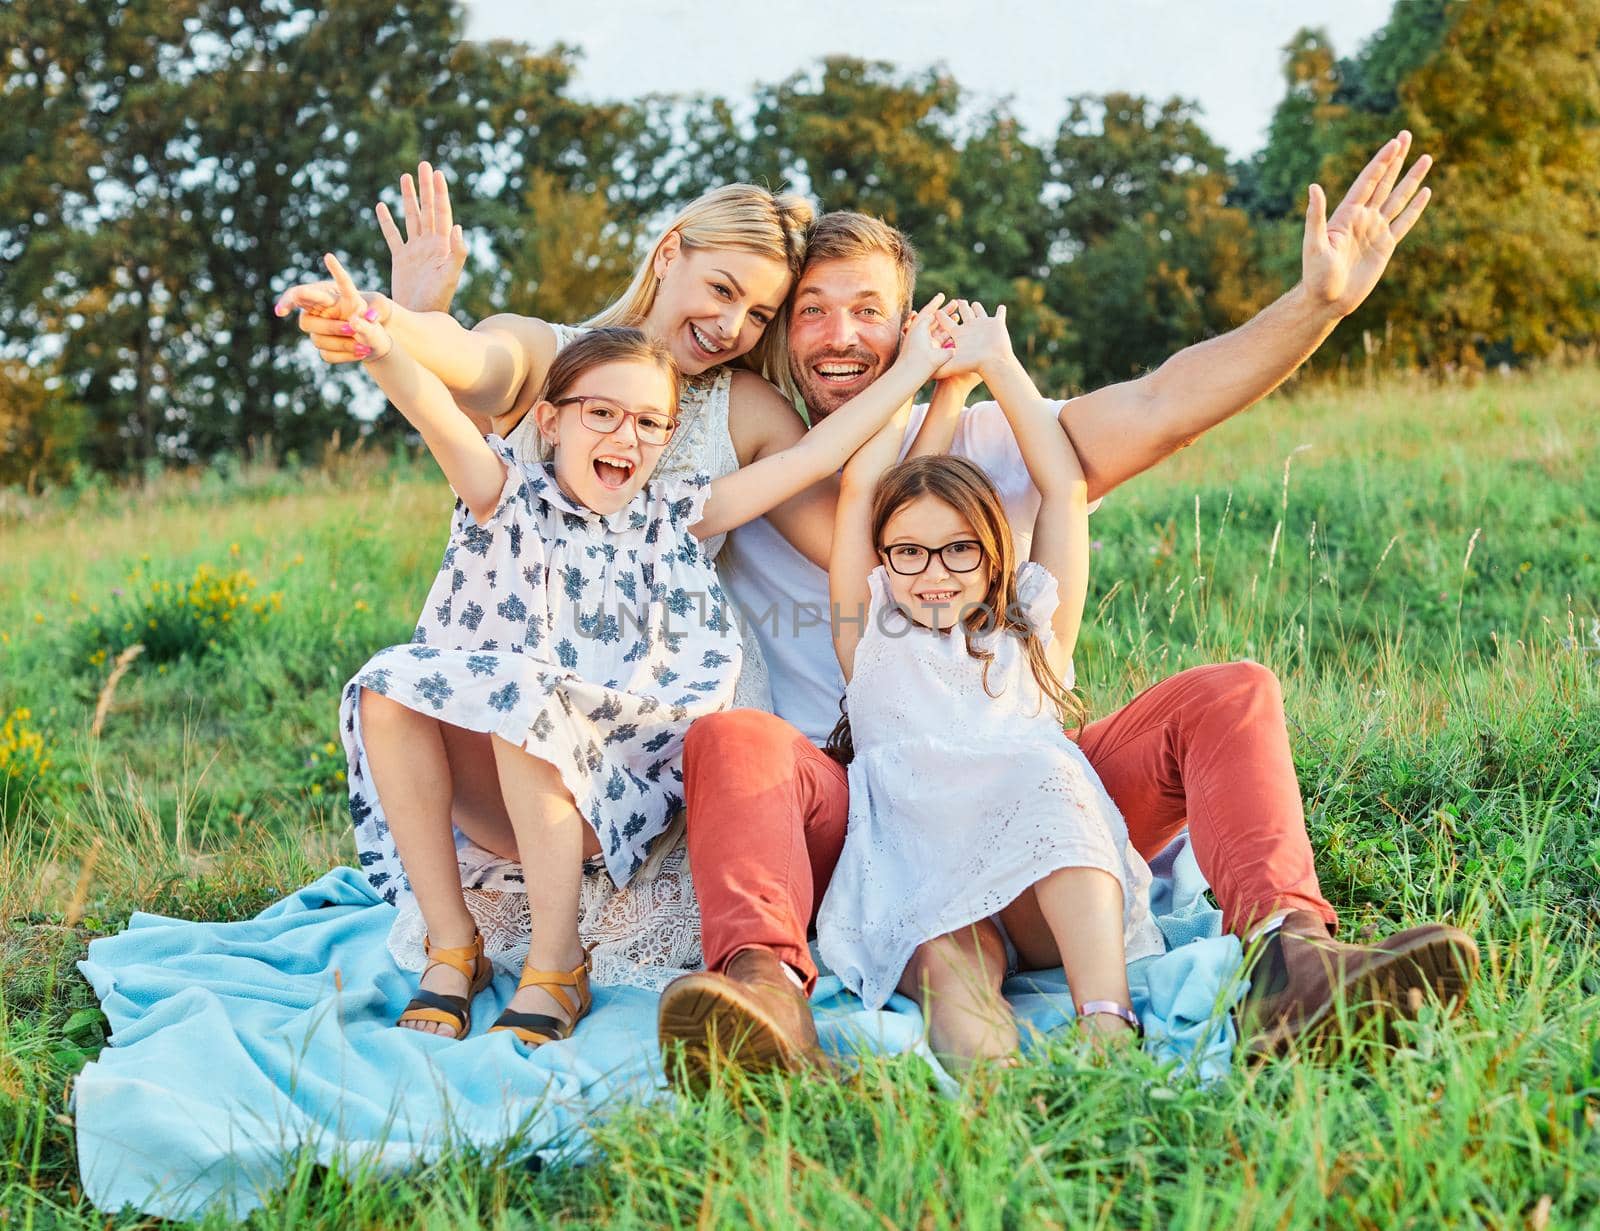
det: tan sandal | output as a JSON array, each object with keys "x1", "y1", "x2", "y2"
[
  {"x1": 488, "y1": 951, "x2": 593, "y2": 1047},
  {"x1": 396, "y1": 931, "x2": 493, "y2": 1039}
]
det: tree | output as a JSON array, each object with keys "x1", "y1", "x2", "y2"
[
  {"x1": 1049, "y1": 94, "x2": 1271, "y2": 386},
  {"x1": 1230, "y1": 0, "x2": 1600, "y2": 370},
  {"x1": 752, "y1": 57, "x2": 961, "y2": 234},
  {"x1": 0, "y1": 0, "x2": 636, "y2": 470},
  {"x1": 1374, "y1": 0, "x2": 1600, "y2": 366}
]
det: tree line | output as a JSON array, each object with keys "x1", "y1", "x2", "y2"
[{"x1": 2, "y1": 0, "x2": 1595, "y2": 484}]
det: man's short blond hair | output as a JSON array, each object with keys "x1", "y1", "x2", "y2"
[{"x1": 804, "y1": 211, "x2": 920, "y2": 319}]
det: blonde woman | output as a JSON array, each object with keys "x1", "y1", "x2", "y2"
[{"x1": 283, "y1": 173, "x2": 832, "y2": 569}]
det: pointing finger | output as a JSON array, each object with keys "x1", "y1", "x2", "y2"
[
  {"x1": 323, "y1": 252, "x2": 363, "y2": 307},
  {"x1": 275, "y1": 282, "x2": 339, "y2": 316}
]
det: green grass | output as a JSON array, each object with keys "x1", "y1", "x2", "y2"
[{"x1": 2, "y1": 367, "x2": 1598, "y2": 1228}]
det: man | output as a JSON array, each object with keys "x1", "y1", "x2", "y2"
[{"x1": 656, "y1": 132, "x2": 1479, "y2": 1078}]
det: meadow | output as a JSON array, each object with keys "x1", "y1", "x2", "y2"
[{"x1": 2, "y1": 366, "x2": 1597, "y2": 1228}]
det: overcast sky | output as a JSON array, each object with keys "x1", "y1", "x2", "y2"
[{"x1": 462, "y1": 1, "x2": 1396, "y2": 161}]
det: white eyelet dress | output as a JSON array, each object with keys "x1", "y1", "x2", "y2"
[
  {"x1": 816, "y1": 562, "x2": 1166, "y2": 1010},
  {"x1": 362, "y1": 324, "x2": 772, "y2": 990}
]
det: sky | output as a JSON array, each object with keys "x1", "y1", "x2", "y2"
[{"x1": 462, "y1": 0, "x2": 1397, "y2": 161}]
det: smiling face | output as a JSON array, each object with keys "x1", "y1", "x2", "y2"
[
  {"x1": 535, "y1": 358, "x2": 678, "y2": 515},
  {"x1": 786, "y1": 252, "x2": 908, "y2": 419},
  {"x1": 879, "y1": 494, "x2": 996, "y2": 633},
  {"x1": 644, "y1": 235, "x2": 792, "y2": 377}
]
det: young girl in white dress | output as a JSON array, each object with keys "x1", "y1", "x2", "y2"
[
  {"x1": 816, "y1": 303, "x2": 1165, "y2": 1067},
  {"x1": 320, "y1": 253, "x2": 957, "y2": 1046}
]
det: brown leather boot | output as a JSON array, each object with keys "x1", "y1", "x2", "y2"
[
  {"x1": 1237, "y1": 911, "x2": 1480, "y2": 1059},
  {"x1": 657, "y1": 947, "x2": 823, "y2": 1090}
]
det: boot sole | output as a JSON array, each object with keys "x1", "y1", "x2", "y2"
[
  {"x1": 1247, "y1": 926, "x2": 1481, "y2": 1060},
  {"x1": 657, "y1": 974, "x2": 820, "y2": 1092}
]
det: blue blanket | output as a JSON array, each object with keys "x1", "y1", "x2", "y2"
[{"x1": 74, "y1": 838, "x2": 1242, "y2": 1219}]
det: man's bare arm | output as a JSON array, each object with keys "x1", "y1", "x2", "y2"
[{"x1": 1060, "y1": 131, "x2": 1434, "y2": 503}]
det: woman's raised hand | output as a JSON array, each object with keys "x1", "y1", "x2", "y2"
[
  {"x1": 290, "y1": 254, "x2": 393, "y2": 365},
  {"x1": 378, "y1": 161, "x2": 468, "y2": 315},
  {"x1": 276, "y1": 262, "x2": 393, "y2": 366}
]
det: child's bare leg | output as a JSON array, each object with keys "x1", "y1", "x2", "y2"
[
  {"x1": 898, "y1": 922, "x2": 1017, "y2": 1072},
  {"x1": 360, "y1": 689, "x2": 478, "y2": 1036},
  {"x1": 998, "y1": 868, "x2": 1135, "y2": 1044},
  {"x1": 438, "y1": 724, "x2": 603, "y2": 863},
  {"x1": 489, "y1": 734, "x2": 591, "y2": 1025}
]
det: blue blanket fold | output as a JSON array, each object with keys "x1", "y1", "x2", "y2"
[{"x1": 74, "y1": 840, "x2": 1241, "y2": 1220}]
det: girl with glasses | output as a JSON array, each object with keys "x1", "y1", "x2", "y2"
[
  {"x1": 280, "y1": 182, "x2": 951, "y2": 995},
  {"x1": 313, "y1": 253, "x2": 958, "y2": 1045},
  {"x1": 817, "y1": 303, "x2": 1164, "y2": 1069}
]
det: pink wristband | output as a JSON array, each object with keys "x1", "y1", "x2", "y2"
[{"x1": 1076, "y1": 1000, "x2": 1141, "y2": 1033}]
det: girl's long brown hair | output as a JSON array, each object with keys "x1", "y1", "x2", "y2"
[{"x1": 824, "y1": 455, "x2": 1086, "y2": 764}]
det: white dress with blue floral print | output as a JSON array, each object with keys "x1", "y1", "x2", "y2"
[{"x1": 340, "y1": 437, "x2": 741, "y2": 913}]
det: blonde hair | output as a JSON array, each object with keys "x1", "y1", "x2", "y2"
[
  {"x1": 805, "y1": 211, "x2": 920, "y2": 320},
  {"x1": 825, "y1": 456, "x2": 1084, "y2": 764},
  {"x1": 587, "y1": 184, "x2": 814, "y2": 394}
]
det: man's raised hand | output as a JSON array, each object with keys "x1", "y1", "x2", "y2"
[
  {"x1": 378, "y1": 161, "x2": 468, "y2": 315},
  {"x1": 1303, "y1": 130, "x2": 1433, "y2": 317}
]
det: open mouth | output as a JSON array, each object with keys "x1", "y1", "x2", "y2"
[
  {"x1": 916, "y1": 589, "x2": 961, "y2": 603},
  {"x1": 812, "y1": 359, "x2": 872, "y2": 386},
  {"x1": 688, "y1": 322, "x2": 727, "y2": 359},
  {"x1": 593, "y1": 455, "x2": 636, "y2": 490}
]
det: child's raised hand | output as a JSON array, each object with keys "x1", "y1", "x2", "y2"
[
  {"x1": 275, "y1": 259, "x2": 392, "y2": 366},
  {"x1": 893, "y1": 293, "x2": 955, "y2": 380},
  {"x1": 939, "y1": 301, "x2": 1014, "y2": 379},
  {"x1": 324, "y1": 253, "x2": 392, "y2": 362}
]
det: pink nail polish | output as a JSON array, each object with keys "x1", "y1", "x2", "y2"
[
  {"x1": 340, "y1": 323, "x2": 354, "y2": 335},
  {"x1": 364, "y1": 307, "x2": 378, "y2": 322},
  {"x1": 355, "y1": 345, "x2": 372, "y2": 358},
  {"x1": 274, "y1": 302, "x2": 287, "y2": 317}
]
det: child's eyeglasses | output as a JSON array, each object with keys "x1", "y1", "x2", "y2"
[
  {"x1": 554, "y1": 396, "x2": 678, "y2": 446},
  {"x1": 880, "y1": 540, "x2": 985, "y2": 575}
]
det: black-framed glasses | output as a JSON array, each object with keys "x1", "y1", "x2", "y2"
[
  {"x1": 553, "y1": 395, "x2": 678, "y2": 446},
  {"x1": 880, "y1": 539, "x2": 986, "y2": 576}
]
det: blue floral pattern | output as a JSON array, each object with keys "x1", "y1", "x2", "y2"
[{"x1": 341, "y1": 437, "x2": 740, "y2": 899}]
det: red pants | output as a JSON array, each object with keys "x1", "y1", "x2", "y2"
[{"x1": 683, "y1": 660, "x2": 1336, "y2": 988}]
